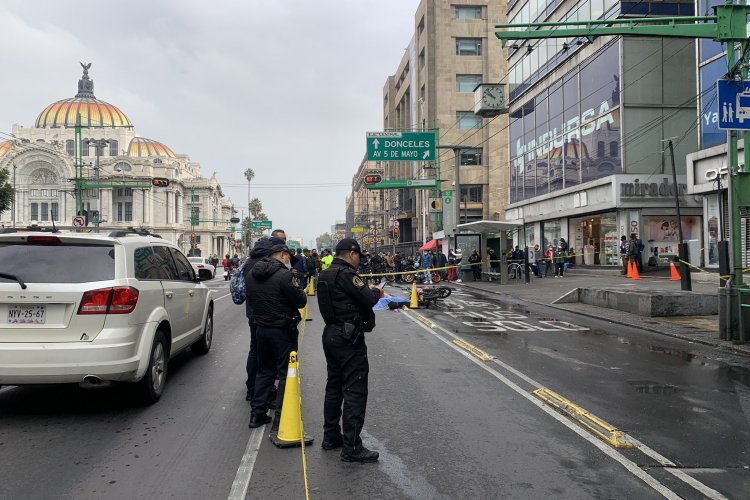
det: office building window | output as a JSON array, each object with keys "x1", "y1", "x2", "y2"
[
  {"x1": 460, "y1": 185, "x2": 483, "y2": 203},
  {"x1": 456, "y1": 6, "x2": 482, "y2": 19},
  {"x1": 456, "y1": 74, "x2": 482, "y2": 93},
  {"x1": 456, "y1": 111, "x2": 482, "y2": 129},
  {"x1": 460, "y1": 149, "x2": 483, "y2": 165},
  {"x1": 456, "y1": 38, "x2": 482, "y2": 56}
]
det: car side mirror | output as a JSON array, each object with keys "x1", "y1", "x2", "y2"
[{"x1": 198, "y1": 269, "x2": 213, "y2": 281}]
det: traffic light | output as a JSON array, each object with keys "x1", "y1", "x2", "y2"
[
  {"x1": 364, "y1": 174, "x2": 382, "y2": 185},
  {"x1": 151, "y1": 177, "x2": 170, "y2": 187}
]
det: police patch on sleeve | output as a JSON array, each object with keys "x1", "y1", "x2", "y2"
[
  {"x1": 352, "y1": 276, "x2": 365, "y2": 288},
  {"x1": 291, "y1": 276, "x2": 301, "y2": 288}
]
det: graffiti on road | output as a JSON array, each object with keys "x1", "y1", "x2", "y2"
[{"x1": 434, "y1": 297, "x2": 589, "y2": 333}]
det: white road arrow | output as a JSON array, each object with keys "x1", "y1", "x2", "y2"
[{"x1": 373, "y1": 139, "x2": 380, "y2": 149}]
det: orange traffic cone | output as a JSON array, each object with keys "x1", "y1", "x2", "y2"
[
  {"x1": 270, "y1": 351, "x2": 314, "y2": 448},
  {"x1": 670, "y1": 261, "x2": 681, "y2": 281},
  {"x1": 626, "y1": 260, "x2": 633, "y2": 278},
  {"x1": 631, "y1": 261, "x2": 640, "y2": 280}
]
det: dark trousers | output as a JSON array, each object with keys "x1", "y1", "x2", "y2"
[
  {"x1": 251, "y1": 326, "x2": 298, "y2": 416},
  {"x1": 555, "y1": 262, "x2": 564, "y2": 276},
  {"x1": 471, "y1": 263, "x2": 481, "y2": 280},
  {"x1": 322, "y1": 325, "x2": 369, "y2": 453},
  {"x1": 245, "y1": 322, "x2": 258, "y2": 396}
]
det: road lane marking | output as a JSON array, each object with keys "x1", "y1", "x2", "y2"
[
  {"x1": 400, "y1": 310, "x2": 686, "y2": 500},
  {"x1": 214, "y1": 293, "x2": 231, "y2": 302},
  {"x1": 227, "y1": 427, "x2": 265, "y2": 500},
  {"x1": 452, "y1": 338, "x2": 495, "y2": 361}
]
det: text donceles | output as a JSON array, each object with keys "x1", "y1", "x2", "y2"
[{"x1": 513, "y1": 101, "x2": 619, "y2": 161}]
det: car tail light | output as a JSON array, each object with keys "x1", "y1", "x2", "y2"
[
  {"x1": 27, "y1": 235, "x2": 61, "y2": 246},
  {"x1": 197, "y1": 264, "x2": 205, "y2": 268},
  {"x1": 78, "y1": 287, "x2": 139, "y2": 314}
]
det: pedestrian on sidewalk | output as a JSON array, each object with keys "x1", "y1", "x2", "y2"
[
  {"x1": 628, "y1": 233, "x2": 641, "y2": 272},
  {"x1": 554, "y1": 245, "x2": 566, "y2": 277},
  {"x1": 544, "y1": 244, "x2": 555, "y2": 277},
  {"x1": 487, "y1": 248, "x2": 499, "y2": 277},
  {"x1": 420, "y1": 250, "x2": 433, "y2": 284},
  {"x1": 317, "y1": 238, "x2": 381, "y2": 463},
  {"x1": 620, "y1": 235, "x2": 629, "y2": 275},
  {"x1": 247, "y1": 243, "x2": 306, "y2": 428},
  {"x1": 453, "y1": 247, "x2": 463, "y2": 282},
  {"x1": 469, "y1": 248, "x2": 481, "y2": 281},
  {"x1": 293, "y1": 248, "x2": 308, "y2": 290}
]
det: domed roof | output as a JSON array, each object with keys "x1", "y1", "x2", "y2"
[
  {"x1": 128, "y1": 137, "x2": 176, "y2": 158},
  {"x1": 35, "y1": 63, "x2": 132, "y2": 129},
  {"x1": 0, "y1": 140, "x2": 12, "y2": 156}
]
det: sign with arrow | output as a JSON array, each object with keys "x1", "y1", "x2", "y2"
[{"x1": 366, "y1": 131, "x2": 436, "y2": 161}]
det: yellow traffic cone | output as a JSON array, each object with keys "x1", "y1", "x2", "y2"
[
  {"x1": 306, "y1": 278, "x2": 315, "y2": 296},
  {"x1": 270, "y1": 351, "x2": 314, "y2": 448},
  {"x1": 409, "y1": 281, "x2": 419, "y2": 309}
]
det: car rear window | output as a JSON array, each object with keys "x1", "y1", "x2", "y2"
[{"x1": 0, "y1": 242, "x2": 115, "y2": 284}]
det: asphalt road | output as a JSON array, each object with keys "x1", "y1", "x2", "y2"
[{"x1": 1, "y1": 276, "x2": 748, "y2": 499}]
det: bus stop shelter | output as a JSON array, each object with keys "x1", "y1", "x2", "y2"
[{"x1": 456, "y1": 220, "x2": 522, "y2": 283}]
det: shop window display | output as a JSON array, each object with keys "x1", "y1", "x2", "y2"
[
  {"x1": 570, "y1": 213, "x2": 618, "y2": 265},
  {"x1": 642, "y1": 216, "x2": 702, "y2": 266}
]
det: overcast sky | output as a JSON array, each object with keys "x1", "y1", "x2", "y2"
[{"x1": 0, "y1": 0, "x2": 420, "y2": 243}]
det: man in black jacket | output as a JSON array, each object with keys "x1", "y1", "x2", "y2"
[
  {"x1": 243, "y1": 236, "x2": 285, "y2": 402},
  {"x1": 247, "y1": 244, "x2": 307, "y2": 428},
  {"x1": 318, "y1": 238, "x2": 381, "y2": 462}
]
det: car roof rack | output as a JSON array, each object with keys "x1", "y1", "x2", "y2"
[
  {"x1": 0, "y1": 224, "x2": 60, "y2": 234},
  {"x1": 108, "y1": 227, "x2": 162, "y2": 239}
]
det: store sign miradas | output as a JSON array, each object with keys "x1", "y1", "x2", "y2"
[{"x1": 513, "y1": 100, "x2": 617, "y2": 160}]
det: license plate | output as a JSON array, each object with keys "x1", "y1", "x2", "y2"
[{"x1": 7, "y1": 305, "x2": 46, "y2": 325}]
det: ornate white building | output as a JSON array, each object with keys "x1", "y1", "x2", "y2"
[{"x1": 0, "y1": 63, "x2": 236, "y2": 257}]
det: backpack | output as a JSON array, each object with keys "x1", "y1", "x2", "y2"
[
  {"x1": 637, "y1": 239, "x2": 645, "y2": 252},
  {"x1": 230, "y1": 263, "x2": 246, "y2": 304}
]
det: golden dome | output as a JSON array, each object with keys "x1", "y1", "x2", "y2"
[
  {"x1": 35, "y1": 63, "x2": 132, "y2": 129},
  {"x1": 128, "y1": 137, "x2": 176, "y2": 158},
  {"x1": 0, "y1": 140, "x2": 12, "y2": 156},
  {"x1": 36, "y1": 98, "x2": 132, "y2": 128}
]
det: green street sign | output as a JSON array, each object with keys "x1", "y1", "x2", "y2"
[
  {"x1": 288, "y1": 241, "x2": 300, "y2": 249},
  {"x1": 366, "y1": 131, "x2": 436, "y2": 161},
  {"x1": 364, "y1": 178, "x2": 439, "y2": 190},
  {"x1": 250, "y1": 220, "x2": 273, "y2": 230}
]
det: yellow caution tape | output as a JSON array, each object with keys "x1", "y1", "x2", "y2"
[
  {"x1": 297, "y1": 361, "x2": 311, "y2": 500},
  {"x1": 533, "y1": 387, "x2": 633, "y2": 449}
]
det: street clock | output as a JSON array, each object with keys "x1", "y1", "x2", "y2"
[{"x1": 474, "y1": 83, "x2": 507, "y2": 117}]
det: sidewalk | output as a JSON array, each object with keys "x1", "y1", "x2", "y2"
[{"x1": 454, "y1": 267, "x2": 750, "y2": 357}]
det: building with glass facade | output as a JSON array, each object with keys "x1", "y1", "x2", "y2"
[
  {"x1": 504, "y1": 0, "x2": 702, "y2": 266},
  {"x1": 685, "y1": 0, "x2": 747, "y2": 269}
]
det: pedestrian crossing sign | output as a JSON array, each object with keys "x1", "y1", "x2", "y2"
[{"x1": 717, "y1": 79, "x2": 750, "y2": 130}]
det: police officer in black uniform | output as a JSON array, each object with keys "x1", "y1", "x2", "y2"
[{"x1": 317, "y1": 238, "x2": 381, "y2": 463}]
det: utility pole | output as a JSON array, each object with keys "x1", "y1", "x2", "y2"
[
  {"x1": 494, "y1": 2, "x2": 750, "y2": 340},
  {"x1": 666, "y1": 139, "x2": 692, "y2": 291}
]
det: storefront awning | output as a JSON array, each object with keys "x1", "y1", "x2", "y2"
[{"x1": 456, "y1": 220, "x2": 522, "y2": 234}]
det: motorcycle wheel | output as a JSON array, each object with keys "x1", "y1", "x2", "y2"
[
  {"x1": 431, "y1": 273, "x2": 441, "y2": 283},
  {"x1": 385, "y1": 273, "x2": 396, "y2": 283},
  {"x1": 438, "y1": 287, "x2": 452, "y2": 298},
  {"x1": 402, "y1": 273, "x2": 415, "y2": 284}
]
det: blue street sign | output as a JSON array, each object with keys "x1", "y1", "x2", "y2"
[{"x1": 717, "y1": 79, "x2": 750, "y2": 130}]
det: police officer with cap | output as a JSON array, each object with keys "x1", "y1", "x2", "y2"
[{"x1": 317, "y1": 237, "x2": 381, "y2": 462}]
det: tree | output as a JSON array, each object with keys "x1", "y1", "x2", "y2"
[
  {"x1": 244, "y1": 168, "x2": 255, "y2": 183},
  {"x1": 316, "y1": 232, "x2": 333, "y2": 250},
  {"x1": 249, "y1": 198, "x2": 263, "y2": 219},
  {"x1": 0, "y1": 167, "x2": 14, "y2": 215}
]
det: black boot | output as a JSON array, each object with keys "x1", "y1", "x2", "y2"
[
  {"x1": 321, "y1": 435, "x2": 344, "y2": 450},
  {"x1": 341, "y1": 445, "x2": 379, "y2": 463},
  {"x1": 248, "y1": 412, "x2": 271, "y2": 428}
]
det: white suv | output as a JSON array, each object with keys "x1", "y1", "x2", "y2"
[{"x1": 0, "y1": 228, "x2": 214, "y2": 404}]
